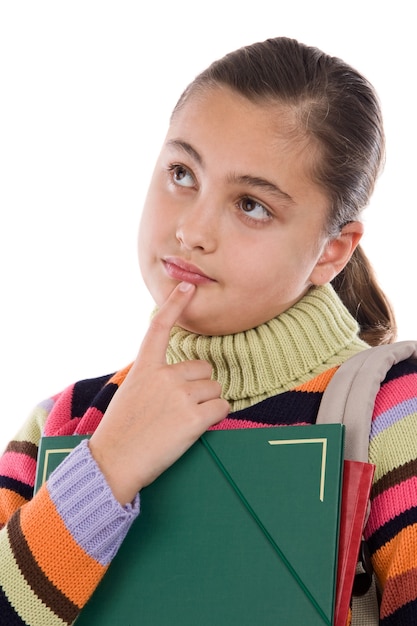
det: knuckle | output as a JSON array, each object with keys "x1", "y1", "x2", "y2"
[
  {"x1": 213, "y1": 380, "x2": 223, "y2": 395},
  {"x1": 198, "y1": 360, "x2": 213, "y2": 377}
]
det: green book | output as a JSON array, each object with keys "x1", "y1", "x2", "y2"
[{"x1": 35, "y1": 424, "x2": 345, "y2": 625}]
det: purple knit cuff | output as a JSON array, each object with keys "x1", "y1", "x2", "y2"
[{"x1": 47, "y1": 438, "x2": 140, "y2": 566}]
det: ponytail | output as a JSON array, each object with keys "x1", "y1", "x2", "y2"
[{"x1": 331, "y1": 245, "x2": 397, "y2": 346}]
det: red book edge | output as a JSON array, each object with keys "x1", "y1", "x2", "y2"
[{"x1": 334, "y1": 460, "x2": 375, "y2": 626}]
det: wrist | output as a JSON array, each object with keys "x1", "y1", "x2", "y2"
[
  {"x1": 88, "y1": 436, "x2": 142, "y2": 506},
  {"x1": 47, "y1": 439, "x2": 140, "y2": 564}
]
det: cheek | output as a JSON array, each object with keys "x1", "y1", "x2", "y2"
[
  {"x1": 232, "y1": 243, "x2": 315, "y2": 300},
  {"x1": 139, "y1": 197, "x2": 165, "y2": 251},
  {"x1": 138, "y1": 204, "x2": 160, "y2": 280},
  {"x1": 137, "y1": 214, "x2": 150, "y2": 267},
  {"x1": 229, "y1": 241, "x2": 282, "y2": 281}
]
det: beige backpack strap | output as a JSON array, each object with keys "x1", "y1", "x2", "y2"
[
  {"x1": 316, "y1": 341, "x2": 417, "y2": 461},
  {"x1": 317, "y1": 340, "x2": 417, "y2": 625}
]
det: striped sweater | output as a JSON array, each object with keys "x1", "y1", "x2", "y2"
[{"x1": 0, "y1": 285, "x2": 416, "y2": 624}]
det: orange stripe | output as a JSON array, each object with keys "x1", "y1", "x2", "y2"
[
  {"x1": 108, "y1": 364, "x2": 132, "y2": 387},
  {"x1": 294, "y1": 366, "x2": 338, "y2": 393},
  {"x1": 0, "y1": 489, "x2": 27, "y2": 527},
  {"x1": 373, "y1": 523, "x2": 417, "y2": 586},
  {"x1": 8, "y1": 509, "x2": 79, "y2": 623},
  {"x1": 346, "y1": 606, "x2": 352, "y2": 626},
  {"x1": 20, "y1": 484, "x2": 106, "y2": 606}
]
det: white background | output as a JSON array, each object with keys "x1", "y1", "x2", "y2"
[{"x1": 0, "y1": 1, "x2": 415, "y2": 447}]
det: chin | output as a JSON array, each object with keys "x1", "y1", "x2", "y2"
[
  {"x1": 176, "y1": 314, "x2": 250, "y2": 337},
  {"x1": 176, "y1": 318, "x2": 216, "y2": 336},
  {"x1": 174, "y1": 313, "x2": 218, "y2": 336}
]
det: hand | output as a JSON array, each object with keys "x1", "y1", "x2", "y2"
[{"x1": 89, "y1": 282, "x2": 230, "y2": 505}]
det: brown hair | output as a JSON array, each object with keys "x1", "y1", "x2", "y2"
[{"x1": 174, "y1": 37, "x2": 396, "y2": 345}]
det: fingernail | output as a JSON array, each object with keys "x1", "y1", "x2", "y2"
[{"x1": 179, "y1": 281, "x2": 194, "y2": 292}]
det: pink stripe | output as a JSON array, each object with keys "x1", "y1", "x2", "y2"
[
  {"x1": 75, "y1": 407, "x2": 105, "y2": 435},
  {"x1": 53, "y1": 417, "x2": 82, "y2": 436},
  {"x1": 373, "y1": 373, "x2": 417, "y2": 418},
  {"x1": 209, "y1": 418, "x2": 311, "y2": 431},
  {"x1": 43, "y1": 385, "x2": 75, "y2": 435},
  {"x1": 209, "y1": 418, "x2": 270, "y2": 430},
  {"x1": 1, "y1": 451, "x2": 37, "y2": 485},
  {"x1": 365, "y1": 476, "x2": 417, "y2": 537}
]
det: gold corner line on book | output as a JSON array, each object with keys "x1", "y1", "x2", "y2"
[
  {"x1": 267, "y1": 438, "x2": 328, "y2": 502},
  {"x1": 41, "y1": 448, "x2": 75, "y2": 485}
]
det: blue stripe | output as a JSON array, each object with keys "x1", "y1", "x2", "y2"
[{"x1": 371, "y1": 397, "x2": 417, "y2": 438}]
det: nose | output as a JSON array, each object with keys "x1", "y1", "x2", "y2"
[{"x1": 175, "y1": 203, "x2": 218, "y2": 253}]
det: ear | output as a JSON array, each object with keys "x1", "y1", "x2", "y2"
[{"x1": 309, "y1": 221, "x2": 364, "y2": 285}]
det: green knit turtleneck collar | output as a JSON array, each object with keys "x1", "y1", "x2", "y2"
[{"x1": 166, "y1": 284, "x2": 369, "y2": 411}]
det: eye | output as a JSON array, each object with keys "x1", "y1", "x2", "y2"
[
  {"x1": 239, "y1": 197, "x2": 272, "y2": 222},
  {"x1": 169, "y1": 164, "x2": 196, "y2": 188}
]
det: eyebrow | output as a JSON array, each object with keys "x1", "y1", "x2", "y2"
[
  {"x1": 229, "y1": 174, "x2": 294, "y2": 203},
  {"x1": 167, "y1": 139, "x2": 203, "y2": 166},
  {"x1": 166, "y1": 138, "x2": 293, "y2": 203}
]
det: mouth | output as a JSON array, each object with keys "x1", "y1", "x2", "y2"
[{"x1": 162, "y1": 257, "x2": 215, "y2": 285}]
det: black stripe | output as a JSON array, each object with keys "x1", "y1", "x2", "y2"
[
  {"x1": 0, "y1": 584, "x2": 28, "y2": 625},
  {"x1": 231, "y1": 389, "x2": 321, "y2": 426},
  {"x1": 7, "y1": 509, "x2": 79, "y2": 624},
  {"x1": 92, "y1": 382, "x2": 119, "y2": 414},
  {"x1": 71, "y1": 374, "x2": 114, "y2": 418},
  {"x1": 382, "y1": 358, "x2": 417, "y2": 385},
  {"x1": 0, "y1": 476, "x2": 33, "y2": 501},
  {"x1": 367, "y1": 506, "x2": 417, "y2": 554},
  {"x1": 381, "y1": 599, "x2": 417, "y2": 625}
]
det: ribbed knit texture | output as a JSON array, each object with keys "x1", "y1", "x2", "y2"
[
  {"x1": 0, "y1": 284, "x2": 416, "y2": 625},
  {"x1": 167, "y1": 284, "x2": 369, "y2": 410},
  {"x1": 48, "y1": 439, "x2": 139, "y2": 565}
]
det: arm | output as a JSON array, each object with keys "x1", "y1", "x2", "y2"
[
  {"x1": 365, "y1": 360, "x2": 417, "y2": 625},
  {"x1": 0, "y1": 282, "x2": 229, "y2": 625},
  {"x1": 0, "y1": 423, "x2": 138, "y2": 625}
]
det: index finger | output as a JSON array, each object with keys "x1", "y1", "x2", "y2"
[{"x1": 138, "y1": 281, "x2": 196, "y2": 364}]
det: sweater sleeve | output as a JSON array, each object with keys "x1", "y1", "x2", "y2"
[
  {"x1": 365, "y1": 360, "x2": 417, "y2": 625},
  {"x1": 0, "y1": 404, "x2": 139, "y2": 625}
]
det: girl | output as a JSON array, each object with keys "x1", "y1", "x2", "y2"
[{"x1": 0, "y1": 37, "x2": 415, "y2": 625}]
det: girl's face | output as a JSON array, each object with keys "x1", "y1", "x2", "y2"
[{"x1": 138, "y1": 87, "x2": 337, "y2": 335}]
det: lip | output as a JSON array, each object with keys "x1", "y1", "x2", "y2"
[{"x1": 163, "y1": 257, "x2": 215, "y2": 285}]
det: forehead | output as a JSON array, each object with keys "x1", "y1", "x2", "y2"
[
  {"x1": 166, "y1": 86, "x2": 324, "y2": 199},
  {"x1": 170, "y1": 85, "x2": 300, "y2": 143}
]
